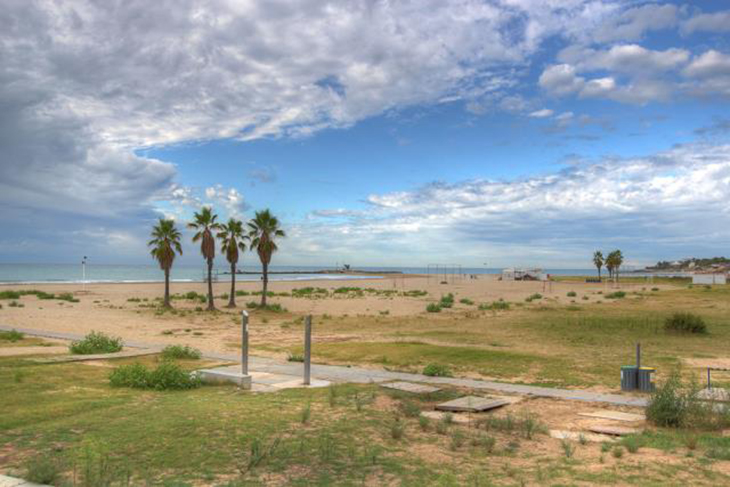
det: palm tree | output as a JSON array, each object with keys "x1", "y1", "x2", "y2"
[
  {"x1": 148, "y1": 219, "x2": 183, "y2": 308},
  {"x1": 217, "y1": 218, "x2": 248, "y2": 308},
  {"x1": 248, "y1": 209, "x2": 286, "y2": 307},
  {"x1": 188, "y1": 207, "x2": 221, "y2": 311},
  {"x1": 593, "y1": 251, "x2": 604, "y2": 280},
  {"x1": 609, "y1": 250, "x2": 624, "y2": 282}
]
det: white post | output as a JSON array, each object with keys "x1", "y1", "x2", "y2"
[{"x1": 82, "y1": 256, "x2": 87, "y2": 292}]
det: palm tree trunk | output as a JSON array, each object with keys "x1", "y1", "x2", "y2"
[
  {"x1": 164, "y1": 268, "x2": 171, "y2": 308},
  {"x1": 228, "y1": 262, "x2": 236, "y2": 308},
  {"x1": 261, "y1": 262, "x2": 268, "y2": 307},
  {"x1": 207, "y1": 259, "x2": 215, "y2": 311}
]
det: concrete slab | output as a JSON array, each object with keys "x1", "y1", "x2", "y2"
[
  {"x1": 270, "y1": 378, "x2": 331, "y2": 389},
  {"x1": 549, "y1": 430, "x2": 616, "y2": 443},
  {"x1": 578, "y1": 411, "x2": 645, "y2": 422},
  {"x1": 380, "y1": 381, "x2": 441, "y2": 394},
  {"x1": 697, "y1": 388, "x2": 730, "y2": 402},
  {"x1": 196, "y1": 368, "x2": 252, "y2": 389},
  {"x1": 30, "y1": 348, "x2": 160, "y2": 363},
  {"x1": 588, "y1": 425, "x2": 640, "y2": 436},
  {"x1": 0, "y1": 474, "x2": 51, "y2": 486},
  {"x1": 435, "y1": 395, "x2": 510, "y2": 413}
]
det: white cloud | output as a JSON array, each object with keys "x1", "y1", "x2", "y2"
[
  {"x1": 591, "y1": 3, "x2": 679, "y2": 43},
  {"x1": 288, "y1": 143, "x2": 730, "y2": 266},
  {"x1": 204, "y1": 185, "x2": 248, "y2": 219},
  {"x1": 529, "y1": 109, "x2": 554, "y2": 118},
  {"x1": 684, "y1": 50, "x2": 730, "y2": 78},
  {"x1": 539, "y1": 64, "x2": 585, "y2": 95},
  {"x1": 682, "y1": 10, "x2": 730, "y2": 34}
]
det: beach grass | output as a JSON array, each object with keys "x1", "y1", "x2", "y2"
[{"x1": 1, "y1": 354, "x2": 728, "y2": 485}]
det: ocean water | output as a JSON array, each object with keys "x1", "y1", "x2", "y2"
[{"x1": 0, "y1": 263, "x2": 597, "y2": 284}]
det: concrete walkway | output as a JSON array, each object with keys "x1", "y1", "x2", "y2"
[
  {"x1": 0, "y1": 324, "x2": 648, "y2": 407},
  {"x1": 0, "y1": 474, "x2": 49, "y2": 487}
]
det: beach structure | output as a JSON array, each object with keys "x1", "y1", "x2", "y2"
[
  {"x1": 426, "y1": 263, "x2": 464, "y2": 284},
  {"x1": 692, "y1": 273, "x2": 727, "y2": 285},
  {"x1": 501, "y1": 267, "x2": 546, "y2": 281}
]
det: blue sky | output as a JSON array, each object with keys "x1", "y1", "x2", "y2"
[{"x1": 1, "y1": 1, "x2": 730, "y2": 268}]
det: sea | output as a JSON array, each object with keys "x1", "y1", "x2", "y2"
[{"x1": 0, "y1": 263, "x2": 601, "y2": 284}]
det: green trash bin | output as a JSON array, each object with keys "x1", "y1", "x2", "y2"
[
  {"x1": 638, "y1": 367, "x2": 655, "y2": 392},
  {"x1": 621, "y1": 366, "x2": 638, "y2": 391}
]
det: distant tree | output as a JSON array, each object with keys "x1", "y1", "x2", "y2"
[
  {"x1": 148, "y1": 219, "x2": 183, "y2": 308},
  {"x1": 188, "y1": 207, "x2": 222, "y2": 311},
  {"x1": 593, "y1": 251, "x2": 604, "y2": 280},
  {"x1": 607, "y1": 250, "x2": 624, "y2": 282},
  {"x1": 248, "y1": 209, "x2": 286, "y2": 307},
  {"x1": 217, "y1": 218, "x2": 248, "y2": 308}
]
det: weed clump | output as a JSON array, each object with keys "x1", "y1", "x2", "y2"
[
  {"x1": 70, "y1": 331, "x2": 123, "y2": 355},
  {"x1": 0, "y1": 329, "x2": 24, "y2": 342},
  {"x1": 423, "y1": 363, "x2": 453, "y2": 377},
  {"x1": 664, "y1": 312, "x2": 707, "y2": 334},
  {"x1": 479, "y1": 300, "x2": 510, "y2": 311},
  {"x1": 426, "y1": 303, "x2": 442, "y2": 313},
  {"x1": 525, "y1": 293, "x2": 542, "y2": 302},
  {"x1": 605, "y1": 291, "x2": 626, "y2": 299},
  {"x1": 161, "y1": 344, "x2": 202, "y2": 360},
  {"x1": 439, "y1": 293, "x2": 455, "y2": 308},
  {"x1": 459, "y1": 298, "x2": 474, "y2": 305},
  {"x1": 567, "y1": 291, "x2": 577, "y2": 297},
  {"x1": 109, "y1": 361, "x2": 202, "y2": 390}
]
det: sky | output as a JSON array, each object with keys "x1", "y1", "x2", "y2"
[{"x1": 1, "y1": 0, "x2": 730, "y2": 269}]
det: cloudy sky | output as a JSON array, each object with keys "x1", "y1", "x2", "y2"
[{"x1": 2, "y1": 0, "x2": 730, "y2": 269}]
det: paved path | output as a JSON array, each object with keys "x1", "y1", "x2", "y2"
[
  {"x1": 0, "y1": 324, "x2": 648, "y2": 407},
  {"x1": 0, "y1": 474, "x2": 49, "y2": 487}
]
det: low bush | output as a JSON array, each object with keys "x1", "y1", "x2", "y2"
[
  {"x1": 459, "y1": 298, "x2": 474, "y2": 305},
  {"x1": 287, "y1": 353, "x2": 304, "y2": 362},
  {"x1": 664, "y1": 312, "x2": 707, "y2": 334},
  {"x1": 161, "y1": 344, "x2": 202, "y2": 360},
  {"x1": 24, "y1": 454, "x2": 64, "y2": 485},
  {"x1": 426, "y1": 303, "x2": 442, "y2": 313},
  {"x1": 567, "y1": 291, "x2": 577, "y2": 297},
  {"x1": 439, "y1": 293, "x2": 455, "y2": 308},
  {"x1": 109, "y1": 361, "x2": 202, "y2": 390},
  {"x1": 525, "y1": 293, "x2": 542, "y2": 302},
  {"x1": 423, "y1": 363, "x2": 453, "y2": 377},
  {"x1": 646, "y1": 371, "x2": 729, "y2": 430},
  {"x1": 69, "y1": 331, "x2": 123, "y2": 355},
  {"x1": 0, "y1": 329, "x2": 24, "y2": 342},
  {"x1": 0, "y1": 290, "x2": 22, "y2": 299},
  {"x1": 605, "y1": 291, "x2": 626, "y2": 299}
]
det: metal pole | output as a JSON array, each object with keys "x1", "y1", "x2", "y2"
[
  {"x1": 241, "y1": 310, "x2": 249, "y2": 376},
  {"x1": 636, "y1": 343, "x2": 641, "y2": 369},
  {"x1": 304, "y1": 315, "x2": 312, "y2": 385},
  {"x1": 708, "y1": 367, "x2": 712, "y2": 390}
]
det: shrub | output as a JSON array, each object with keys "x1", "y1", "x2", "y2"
[
  {"x1": 450, "y1": 430, "x2": 465, "y2": 450},
  {"x1": 57, "y1": 292, "x2": 79, "y2": 303},
  {"x1": 423, "y1": 363, "x2": 453, "y2": 377},
  {"x1": 664, "y1": 312, "x2": 707, "y2": 334},
  {"x1": 69, "y1": 331, "x2": 123, "y2": 355},
  {"x1": 459, "y1": 298, "x2": 474, "y2": 305},
  {"x1": 161, "y1": 344, "x2": 202, "y2": 360},
  {"x1": 418, "y1": 414, "x2": 430, "y2": 431},
  {"x1": 390, "y1": 416, "x2": 405, "y2": 440},
  {"x1": 24, "y1": 454, "x2": 64, "y2": 485},
  {"x1": 439, "y1": 293, "x2": 455, "y2": 308},
  {"x1": 525, "y1": 293, "x2": 542, "y2": 302},
  {"x1": 287, "y1": 353, "x2": 304, "y2": 362},
  {"x1": 652, "y1": 287, "x2": 659, "y2": 291},
  {"x1": 109, "y1": 362, "x2": 201, "y2": 390},
  {"x1": 472, "y1": 433, "x2": 496, "y2": 453},
  {"x1": 561, "y1": 440, "x2": 575, "y2": 458},
  {"x1": 0, "y1": 290, "x2": 22, "y2": 299},
  {"x1": 620, "y1": 436, "x2": 643, "y2": 454},
  {"x1": 567, "y1": 291, "x2": 577, "y2": 297},
  {"x1": 612, "y1": 446, "x2": 624, "y2": 458},
  {"x1": 646, "y1": 371, "x2": 728, "y2": 430},
  {"x1": 605, "y1": 291, "x2": 626, "y2": 299},
  {"x1": 426, "y1": 303, "x2": 442, "y2": 313},
  {"x1": 0, "y1": 329, "x2": 24, "y2": 342},
  {"x1": 109, "y1": 362, "x2": 150, "y2": 388}
]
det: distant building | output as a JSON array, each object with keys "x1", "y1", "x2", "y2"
[
  {"x1": 692, "y1": 274, "x2": 727, "y2": 285},
  {"x1": 501, "y1": 268, "x2": 547, "y2": 281}
]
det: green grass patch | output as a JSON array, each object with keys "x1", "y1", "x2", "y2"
[
  {"x1": 161, "y1": 345, "x2": 202, "y2": 360},
  {"x1": 69, "y1": 331, "x2": 123, "y2": 355}
]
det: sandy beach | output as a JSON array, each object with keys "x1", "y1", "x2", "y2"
[{"x1": 0, "y1": 275, "x2": 660, "y2": 357}]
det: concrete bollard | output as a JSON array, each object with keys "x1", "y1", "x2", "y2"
[{"x1": 304, "y1": 315, "x2": 312, "y2": 385}]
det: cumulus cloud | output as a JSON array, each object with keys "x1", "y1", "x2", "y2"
[
  {"x1": 682, "y1": 10, "x2": 730, "y2": 34},
  {"x1": 289, "y1": 143, "x2": 730, "y2": 266},
  {"x1": 529, "y1": 109, "x2": 554, "y2": 118},
  {"x1": 590, "y1": 3, "x2": 679, "y2": 43}
]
